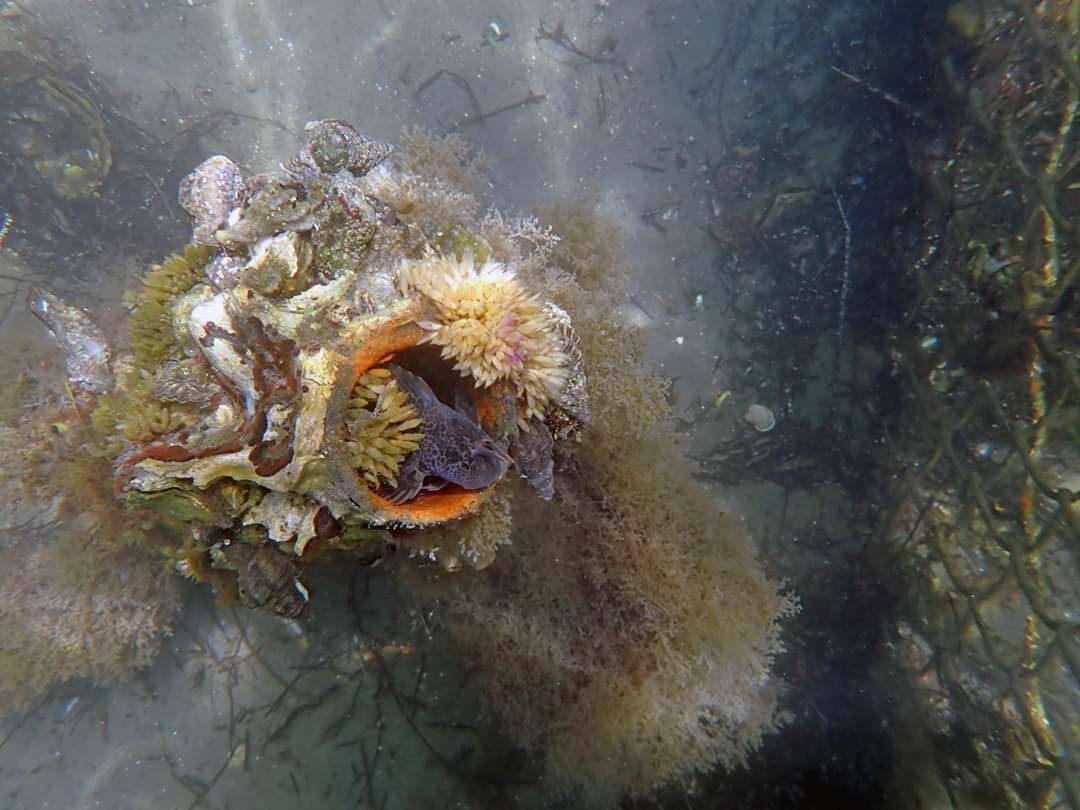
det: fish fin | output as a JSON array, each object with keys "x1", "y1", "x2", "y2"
[
  {"x1": 454, "y1": 387, "x2": 480, "y2": 424},
  {"x1": 387, "y1": 364, "x2": 438, "y2": 411}
]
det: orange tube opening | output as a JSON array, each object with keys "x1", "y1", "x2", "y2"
[{"x1": 345, "y1": 313, "x2": 494, "y2": 524}]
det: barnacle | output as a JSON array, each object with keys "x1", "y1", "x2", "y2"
[
  {"x1": 127, "y1": 243, "x2": 214, "y2": 370},
  {"x1": 345, "y1": 367, "x2": 424, "y2": 488},
  {"x1": 397, "y1": 253, "x2": 569, "y2": 421}
]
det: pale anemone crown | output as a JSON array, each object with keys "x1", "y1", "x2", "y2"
[{"x1": 397, "y1": 253, "x2": 569, "y2": 421}]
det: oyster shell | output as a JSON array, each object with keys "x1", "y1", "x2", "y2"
[
  {"x1": 204, "y1": 252, "x2": 245, "y2": 290},
  {"x1": 240, "y1": 231, "x2": 315, "y2": 296},
  {"x1": 187, "y1": 291, "x2": 258, "y2": 409},
  {"x1": 215, "y1": 172, "x2": 323, "y2": 249},
  {"x1": 152, "y1": 357, "x2": 220, "y2": 404},
  {"x1": 242, "y1": 491, "x2": 324, "y2": 553},
  {"x1": 178, "y1": 155, "x2": 246, "y2": 245}
]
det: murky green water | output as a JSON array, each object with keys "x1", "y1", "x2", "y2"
[{"x1": 0, "y1": 2, "x2": 1077, "y2": 809}]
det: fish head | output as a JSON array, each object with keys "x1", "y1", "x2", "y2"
[{"x1": 452, "y1": 424, "x2": 511, "y2": 490}]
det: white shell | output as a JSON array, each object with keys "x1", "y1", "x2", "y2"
[
  {"x1": 743, "y1": 403, "x2": 776, "y2": 432},
  {"x1": 243, "y1": 491, "x2": 322, "y2": 551},
  {"x1": 187, "y1": 291, "x2": 258, "y2": 412}
]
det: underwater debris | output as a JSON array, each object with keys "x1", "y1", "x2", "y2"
[{"x1": 882, "y1": 4, "x2": 1080, "y2": 809}]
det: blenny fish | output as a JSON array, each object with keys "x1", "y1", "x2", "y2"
[{"x1": 387, "y1": 364, "x2": 510, "y2": 503}]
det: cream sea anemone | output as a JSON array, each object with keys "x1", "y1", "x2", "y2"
[
  {"x1": 397, "y1": 253, "x2": 568, "y2": 421},
  {"x1": 346, "y1": 368, "x2": 424, "y2": 489}
]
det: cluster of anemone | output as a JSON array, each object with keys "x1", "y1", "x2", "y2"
[
  {"x1": 397, "y1": 253, "x2": 568, "y2": 421},
  {"x1": 126, "y1": 243, "x2": 214, "y2": 370},
  {"x1": 89, "y1": 368, "x2": 188, "y2": 456},
  {"x1": 345, "y1": 368, "x2": 424, "y2": 489}
]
